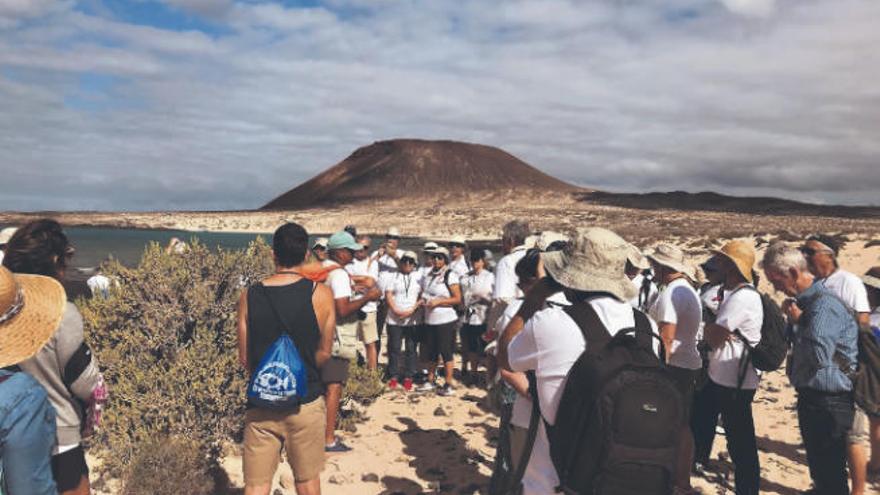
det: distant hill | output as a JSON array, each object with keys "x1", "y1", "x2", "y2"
[
  {"x1": 579, "y1": 191, "x2": 880, "y2": 219},
  {"x1": 262, "y1": 139, "x2": 583, "y2": 209}
]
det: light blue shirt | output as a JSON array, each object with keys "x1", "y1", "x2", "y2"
[
  {"x1": 0, "y1": 369, "x2": 57, "y2": 495},
  {"x1": 788, "y1": 282, "x2": 859, "y2": 393}
]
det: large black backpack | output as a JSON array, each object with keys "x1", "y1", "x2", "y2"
[
  {"x1": 730, "y1": 286, "x2": 787, "y2": 390},
  {"x1": 541, "y1": 302, "x2": 685, "y2": 495}
]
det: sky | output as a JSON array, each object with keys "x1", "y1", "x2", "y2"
[{"x1": 0, "y1": 0, "x2": 878, "y2": 211}]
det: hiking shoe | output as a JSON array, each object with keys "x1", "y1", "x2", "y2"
[
  {"x1": 325, "y1": 439, "x2": 352, "y2": 453},
  {"x1": 416, "y1": 382, "x2": 435, "y2": 392},
  {"x1": 388, "y1": 378, "x2": 398, "y2": 389},
  {"x1": 437, "y1": 385, "x2": 456, "y2": 397},
  {"x1": 402, "y1": 378, "x2": 413, "y2": 391}
]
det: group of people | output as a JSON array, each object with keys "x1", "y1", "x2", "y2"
[{"x1": 2, "y1": 217, "x2": 880, "y2": 495}]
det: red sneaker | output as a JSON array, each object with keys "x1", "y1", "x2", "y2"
[
  {"x1": 402, "y1": 378, "x2": 413, "y2": 391},
  {"x1": 388, "y1": 378, "x2": 398, "y2": 389}
]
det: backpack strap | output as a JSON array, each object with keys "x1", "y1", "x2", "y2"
[
  {"x1": 257, "y1": 283, "x2": 295, "y2": 335},
  {"x1": 563, "y1": 301, "x2": 612, "y2": 351},
  {"x1": 507, "y1": 371, "x2": 541, "y2": 494}
]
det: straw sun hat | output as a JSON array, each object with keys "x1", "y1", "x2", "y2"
[
  {"x1": 713, "y1": 240, "x2": 756, "y2": 284},
  {"x1": 541, "y1": 227, "x2": 638, "y2": 302},
  {"x1": 625, "y1": 244, "x2": 651, "y2": 271},
  {"x1": 647, "y1": 244, "x2": 697, "y2": 281},
  {"x1": 0, "y1": 266, "x2": 66, "y2": 368}
]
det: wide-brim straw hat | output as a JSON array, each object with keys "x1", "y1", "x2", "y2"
[
  {"x1": 626, "y1": 244, "x2": 651, "y2": 271},
  {"x1": 0, "y1": 266, "x2": 66, "y2": 368},
  {"x1": 713, "y1": 240, "x2": 756, "y2": 284},
  {"x1": 542, "y1": 227, "x2": 638, "y2": 302},
  {"x1": 862, "y1": 267, "x2": 880, "y2": 290},
  {"x1": 647, "y1": 243, "x2": 697, "y2": 280}
]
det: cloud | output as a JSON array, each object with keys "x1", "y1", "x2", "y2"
[
  {"x1": 0, "y1": 0, "x2": 70, "y2": 28},
  {"x1": 719, "y1": 0, "x2": 776, "y2": 18},
  {"x1": 158, "y1": 0, "x2": 233, "y2": 19},
  {"x1": 0, "y1": 0, "x2": 879, "y2": 211}
]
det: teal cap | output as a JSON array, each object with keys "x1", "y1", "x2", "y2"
[{"x1": 327, "y1": 231, "x2": 361, "y2": 251}]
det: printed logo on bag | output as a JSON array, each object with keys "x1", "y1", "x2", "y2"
[{"x1": 252, "y1": 361, "x2": 298, "y2": 399}]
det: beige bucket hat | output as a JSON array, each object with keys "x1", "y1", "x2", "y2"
[
  {"x1": 713, "y1": 240, "x2": 756, "y2": 284},
  {"x1": 862, "y1": 267, "x2": 880, "y2": 290},
  {"x1": 625, "y1": 244, "x2": 651, "y2": 271},
  {"x1": 422, "y1": 241, "x2": 439, "y2": 253},
  {"x1": 647, "y1": 244, "x2": 697, "y2": 280},
  {"x1": 541, "y1": 227, "x2": 638, "y2": 302},
  {"x1": 431, "y1": 246, "x2": 451, "y2": 260},
  {"x1": 0, "y1": 227, "x2": 17, "y2": 245},
  {"x1": 386, "y1": 227, "x2": 401, "y2": 238},
  {"x1": 0, "y1": 266, "x2": 66, "y2": 368},
  {"x1": 448, "y1": 235, "x2": 467, "y2": 246}
]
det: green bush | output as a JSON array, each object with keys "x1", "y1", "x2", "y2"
[
  {"x1": 121, "y1": 436, "x2": 214, "y2": 495},
  {"x1": 79, "y1": 238, "x2": 273, "y2": 478}
]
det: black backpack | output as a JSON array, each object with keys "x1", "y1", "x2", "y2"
[
  {"x1": 537, "y1": 302, "x2": 685, "y2": 495},
  {"x1": 730, "y1": 286, "x2": 787, "y2": 389}
]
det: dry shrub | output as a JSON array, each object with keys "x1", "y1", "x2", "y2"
[
  {"x1": 121, "y1": 436, "x2": 213, "y2": 495},
  {"x1": 79, "y1": 238, "x2": 274, "y2": 478},
  {"x1": 338, "y1": 360, "x2": 385, "y2": 432}
]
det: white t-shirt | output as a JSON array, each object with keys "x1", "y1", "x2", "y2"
[
  {"x1": 449, "y1": 255, "x2": 470, "y2": 278},
  {"x1": 507, "y1": 296, "x2": 658, "y2": 495},
  {"x1": 345, "y1": 258, "x2": 379, "y2": 313},
  {"x1": 708, "y1": 286, "x2": 763, "y2": 389},
  {"x1": 421, "y1": 269, "x2": 461, "y2": 325},
  {"x1": 371, "y1": 251, "x2": 400, "y2": 298},
  {"x1": 87, "y1": 274, "x2": 112, "y2": 298},
  {"x1": 460, "y1": 270, "x2": 494, "y2": 325},
  {"x1": 700, "y1": 284, "x2": 723, "y2": 317},
  {"x1": 628, "y1": 273, "x2": 658, "y2": 310},
  {"x1": 493, "y1": 246, "x2": 527, "y2": 300},
  {"x1": 385, "y1": 271, "x2": 423, "y2": 327},
  {"x1": 649, "y1": 278, "x2": 703, "y2": 370},
  {"x1": 323, "y1": 261, "x2": 352, "y2": 300},
  {"x1": 822, "y1": 269, "x2": 870, "y2": 314}
]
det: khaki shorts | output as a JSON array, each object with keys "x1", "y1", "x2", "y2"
[
  {"x1": 243, "y1": 399, "x2": 326, "y2": 485},
  {"x1": 849, "y1": 405, "x2": 870, "y2": 445},
  {"x1": 358, "y1": 311, "x2": 379, "y2": 344}
]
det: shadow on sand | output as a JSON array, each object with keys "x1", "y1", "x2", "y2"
[{"x1": 395, "y1": 416, "x2": 490, "y2": 494}]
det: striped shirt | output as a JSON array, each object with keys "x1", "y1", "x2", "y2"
[{"x1": 788, "y1": 281, "x2": 858, "y2": 393}]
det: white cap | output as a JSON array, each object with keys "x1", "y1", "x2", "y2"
[
  {"x1": 0, "y1": 227, "x2": 17, "y2": 245},
  {"x1": 423, "y1": 241, "x2": 439, "y2": 252},
  {"x1": 448, "y1": 235, "x2": 467, "y2": 245},
  {"x1": 538, "y1": 231, "x2": 569, "y2": 251},
  {"x1": 399, "y1": 251, "x2": 418, "y2": 262},
  {"x1": 313, "y1": 237, "x2": 329, "y2": 249}
]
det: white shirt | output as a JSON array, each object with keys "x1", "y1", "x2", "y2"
[
  {"x1": 87, "y1": 274, "x2": 112, "y2": 298},
  {"x1": 507, "y1": 296, "x2": 658, "y2": 495},
  {"x1": 493, "y1": 246, "x2": 527, "y2": 300},
  {"x1": 385, "y1": 271, "x2": 423, "y2": 327},
  {"x1": 460, "y1": 269, "x2": 495, "y2": 325},
  {"x1": 421, "y1": 269, "x2": 461, "y2": 325},
  {"x1": 345, "y1": 258, "x2": 379, "y2": 313},
  {"x1": 700, "y1": 284, "x2": 723, "y2": 317},
  {"x1": 449, "y1": 255, "x2": 470, "y2": 278},
  {"x1": 708, "y1": 286, "x2": 763, "y2": 389},
  {"x1": 821, "y1": 269, "x2": 870, "y2": 314},
  {"x1": 628, "y1": 272, "x2": 658, "y2": 310},
  {"x1": 371, "y1": 251, "x2": 400, "y2": 299},
  {"x1": 649, "y1": 278, "x2": 703, "y2": 370},
  {"x1": 323, "y1": 261, "x2": 352, "y2": 300}
]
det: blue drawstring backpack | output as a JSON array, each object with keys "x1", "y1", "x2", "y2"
[{"x1": 247, "y1": 284, "x2": 309, "y2": 409}]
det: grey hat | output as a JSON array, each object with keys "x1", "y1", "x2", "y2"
[{"x1": 541, "y1": 227, "x2": 639, "y2": 302}]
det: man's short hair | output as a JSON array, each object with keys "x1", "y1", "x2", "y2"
[
  {"x1": 806, "y1": 234, "x2": 843, "y2": 257},
  {"x1": 502, "y1": 220, "x2": 531, "y2": 247},
  {"x1": 273, "y1": 223, "x2": 309, "y2": 267},
  {"x1": 763, "y1": 242, "x2": 808, "y2": 274}
]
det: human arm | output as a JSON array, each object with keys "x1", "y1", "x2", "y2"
[
  {"x1": 426, "y1": 283, "x2": 462, "y2": 308},
  {"x1": 500, "y1": 369, "x2": 530, "y2": 398},
  {"x1": 659, "y1": 322, "x2": 676, "y2": 363},
  {"x1": 312, "y1": 284, "x2": 336, "y2": 368},
  {"x1": 335, "y1": 291, "x2": 380, "y2": 318}
]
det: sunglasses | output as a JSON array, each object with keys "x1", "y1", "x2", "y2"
[
  {"x1": 449, "y1": 243, "x2": 465, "y2": 249},
  {"x1": 430, "y1": 254, "x2": 445, "y2": 260},
  {"x1": 799, "y1": 246, "x2": 831, "y2": 257}
]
